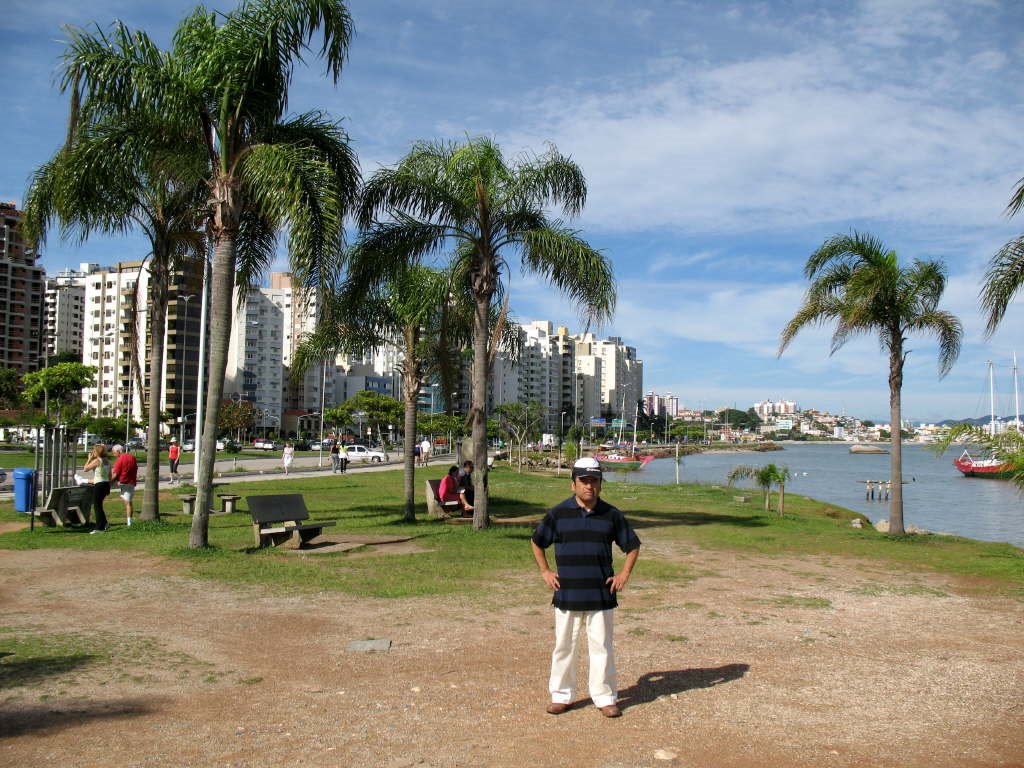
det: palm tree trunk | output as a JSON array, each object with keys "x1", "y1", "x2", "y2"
[
  {"x1": 140, "y1": 255, "x2": 169, "y2": 521},
  {"x1": 401, "y1": 326, "x2": 419, "y2": 523},
  {"x1": 189, "y1": 236, "x2": 235, "y2": 548},
  {"x1": 778, "y1": 483, "x2": 785, "y2": 517},
  {"x1": 888, "y1": 344, "x2": 905, "y2": 535},
  {"x1": 470, "y1": 293, "x2": 491, "y2": 529},
  {"x1": 763, "y1": 486, "x2": 770, "y2": 513}
]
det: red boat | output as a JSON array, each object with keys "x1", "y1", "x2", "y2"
[
  {"x1": 594, "y1": 452, "x2": 655, "y2": 470},
  {"x1": 954, "y1": 450, "x2": 1013, "y2": 479}
]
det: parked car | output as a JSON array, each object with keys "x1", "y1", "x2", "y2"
[
  {"x1": 252, "y1": 438, "x2": 281, "y2": 451},
  {"x1": 292, "y1": 439, "x2": 312, "y2": 451},
  {"x1": 345, "y1": 444, "x2": 388, "y2": 463},
  {"x1": 181, "y1": 440, "x2": 195, "y2": 451},
  {"x1": 126, "y1": 438, "x2": 145, "y2": 450}
]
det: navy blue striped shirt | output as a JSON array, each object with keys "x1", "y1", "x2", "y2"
[{"x1": 532, "y1": 496, "x2": 641, "y2": 611}]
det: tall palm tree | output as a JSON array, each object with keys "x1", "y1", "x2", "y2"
[
  {"x1": 980, "y1": 176, "x2": 1024, "y2": 335},
  {"x1": 357, "y1": 137, "x2": 615, "y2": 528},
  {"x1": 59, "y1": 0, "x2": 360, "y2": 547},
  {"x1": 24, "y1": 110, "x2": 207, "y2": 522},
  {"x1": 294, "y1": 259, "x2": 470, "y2": 522},
  {"x1": 779, "y1": 232, "x2": 962, "y2": 535}
]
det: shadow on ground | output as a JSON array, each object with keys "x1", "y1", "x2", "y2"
[
  {"x1": 617, "y1": 663, "x2": 750, "y2": 709},
  {"x1": 0, "y1": 697, "x2": 158, "y2": 737},
  {"x1": 0, "y1": 654, "x2": 96, "y2": 689}
]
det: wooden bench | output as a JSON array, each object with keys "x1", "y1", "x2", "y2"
[
  {"x1": 246, "y1": 494, "x2": 336, "y2": 549},
  {"x1": 39, "y1": 485, "x2": 94, "y2": 526},
  {"x1": 425, "y1": 479, "x2": 461, "y2": 519}
]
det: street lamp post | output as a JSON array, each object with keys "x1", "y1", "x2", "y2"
[
  {"x1": 318, "y1": 358, "x2": 327, "y2": 467},
  {"x1": 178, "y1": 294, "x2": 194, "y2": 444},
  {"x1": 558, "y1": 411, "x2": 566, "y2": 476}
]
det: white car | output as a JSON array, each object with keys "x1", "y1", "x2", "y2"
[{"x1": 344, "y1": 444, "x2": 388, "y2": 463}]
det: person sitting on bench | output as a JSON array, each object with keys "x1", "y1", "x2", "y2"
[{"x1": 439, "y1": 465, "x2": 473, "y2": 513}]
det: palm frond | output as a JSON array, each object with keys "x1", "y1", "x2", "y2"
[
  {"x1": 520, "y1": 226, "x2": 616, "y2": 327},
  {"x1": 980, "y1": 236, "x2": 1024, "y2": 337}
]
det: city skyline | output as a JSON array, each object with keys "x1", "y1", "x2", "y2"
[{"x1": 2, "y1": 0, "x2": 1022, "y2": 423}]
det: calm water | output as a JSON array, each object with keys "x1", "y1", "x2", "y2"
[{"x1": 603, "y1": 442, "x2": 1024, "y2": 549}]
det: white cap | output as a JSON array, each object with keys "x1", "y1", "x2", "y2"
[{"x1": 571, "y1": 457, "x2": 603, "y2": 479}]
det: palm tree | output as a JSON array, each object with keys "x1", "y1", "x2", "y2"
[
  {"x1": 294, "y1": 260, "x2": 469, "y2": 522},
  {"x1": 980, "y1": 176, "x2": 1024, "y2": 335},
  {"x1": 779, "y1": 232, "x2": 962, "y2": 535},
  {"x1": 726, "y1": 462, "x2": 791, "y2": 515},
  {"x1": 24, "y1": 108, "x2": 207, "y2": 522},
  {"x1": 59, "y1": 0, "x2": 360, "y2": 547},
  {"x1": 357, "y1": 137, "x2": 615, "y2": 528}
]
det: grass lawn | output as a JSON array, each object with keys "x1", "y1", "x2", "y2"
[{"x1": 0, "y1": 466, "x2": 1020, "y2": 599}]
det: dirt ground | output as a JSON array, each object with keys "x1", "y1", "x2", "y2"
[{"x1": 1, "y1": 529, "x2": 1022, "y2": 768}]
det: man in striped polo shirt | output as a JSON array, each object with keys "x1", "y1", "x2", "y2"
[{"x1": 531, "y1": 457, "x2": 641, "y2": 718}]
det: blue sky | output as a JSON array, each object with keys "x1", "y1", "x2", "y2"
[{"x1": 2, "y1": 0, "x2": 1023, "y2": 422}]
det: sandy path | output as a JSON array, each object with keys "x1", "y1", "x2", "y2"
[{"x1": 0, "y1": 539, "x2": 1021, "y2": 767}]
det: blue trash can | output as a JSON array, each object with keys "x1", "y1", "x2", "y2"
[{"x1": 13, "y1": 468, "x2": 35, "y2": 513}]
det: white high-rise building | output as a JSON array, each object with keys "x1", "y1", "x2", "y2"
[
  {"x1": 45, "y1": 263, "x2": 99, "y2": 360},
  {"x1": 81, "y1": 262, "x2": 150, "y2": 423},
  {"x1": 226, "y1": 289, "x2": 284, "y2": 433}
]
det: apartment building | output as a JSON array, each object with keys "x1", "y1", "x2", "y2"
[
  {"x1": 0, "y1": 202, "x2": 45, "y2": 373},
  {"x1": 573, "y1": 332, "x2": 643, "y2": 420},
  {"x1": 226, "y1": 289, "x2": 284, "y2": 433},
  {"x1": 45, "y1": 264, "x2": 98, "y2": 360}
]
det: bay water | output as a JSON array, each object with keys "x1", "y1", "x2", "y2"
[{"x1": 602, "y1": 442, "x2": 1024, "y2": 549}]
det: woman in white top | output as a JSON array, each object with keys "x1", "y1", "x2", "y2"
[
  {"x1": 282, "y1": 442, "x2": 295, "y2": 475},
  {"x1": 83, "y1": 443, "x2": 112, "y2": 532}
]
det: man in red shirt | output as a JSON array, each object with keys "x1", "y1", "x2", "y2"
[{"x1": 111, "y1": 444, "x2": 139, "y2": 526}]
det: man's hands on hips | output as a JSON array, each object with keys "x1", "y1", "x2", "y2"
[
  {"x1": 607, "y1": 572, "x2": 630, "y2": 594},
  {"x1": 541, "y1": 570, "x2": 560, "y2": 590}
]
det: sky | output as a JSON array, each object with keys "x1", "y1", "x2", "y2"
[{"x1": 2, "y1": 0, "x2": 1023, "y2": 423}]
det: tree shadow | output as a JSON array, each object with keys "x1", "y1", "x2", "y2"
[
  {"x1": 0, "y1": 697, "x2": 158, "y2": 737},
  {"x1": 0, "y1": 654, "x2": 96, "y2": 689},
  {"x1": 627, "y1": 510, "x2": 770, "y2": 528},
  {"x1": 617, "y1": 663, "x2": 750, "y2": 709}
]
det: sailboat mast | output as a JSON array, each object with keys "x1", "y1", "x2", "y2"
[
  {"x1": 988, "y1": 359, "x2": 996, "y2": 437},
  {"x1": 632, "y1": 401, "x2": 639, "y2": 451},
  {"x1": 1014, "y1": 352, "x2": 1021, "y2": 431}
]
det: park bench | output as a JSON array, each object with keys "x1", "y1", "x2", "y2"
[
  {"x1": 246, "y1": 493, "x2": 336, "y2": 549},
  {"x1": 424, "y1": 479, "x2": 461, "y2": 519},
  {"x1": 38, "y1": 485, "x2": 94, "y2": 526}
]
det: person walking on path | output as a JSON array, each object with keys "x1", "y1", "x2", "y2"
[
  {"x1": 338, "y1": 442, "x2": 349, "y2": 473},
  {"x1": 168, "y1": 438, "x2": 181, "y2": 485},
  {"x1": 282, "y1": 442, "x2": 295, "y2": 475},
  {"x1": 419, "y1": 438, "x2": 431, "y2": 467},
  {"x1": 110, "y1": 444, "x2": 139, "y2": 527},
  {"x1": 330, "y1": 443, "x2": 340, "y2": 473},
  {"x1": 83, "y1": 443, "x2": 112, "y2": 533},
  {"x1": 530, "y1": 457, "x2": 641, "y2": 718}
]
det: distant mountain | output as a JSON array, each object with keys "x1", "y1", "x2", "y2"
[{"x1": 937, "y1": 416, "x2": 1021, "y2": 427}]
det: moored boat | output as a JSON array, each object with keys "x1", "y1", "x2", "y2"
[
  {"x1": 953, "y1": 449, "x2": 1013, "y2": 479},
  {"x1": 594, "y1": 452, "x2": 655, "y2": 470}
]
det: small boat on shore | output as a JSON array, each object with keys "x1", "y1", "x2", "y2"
[
  {"x1": 954, "y1": 449, "x2": 1013, "y2": 479},
  {"x1": 850, "y1": 444, "x2": 888, "y2": 454},
  {"x1": 595, "y1": 452, "x2": 655, "y2": 470}
]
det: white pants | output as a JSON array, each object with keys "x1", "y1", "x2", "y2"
[{"x1": 549, "y1": 608, "x2": 617, "y2": 707}]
